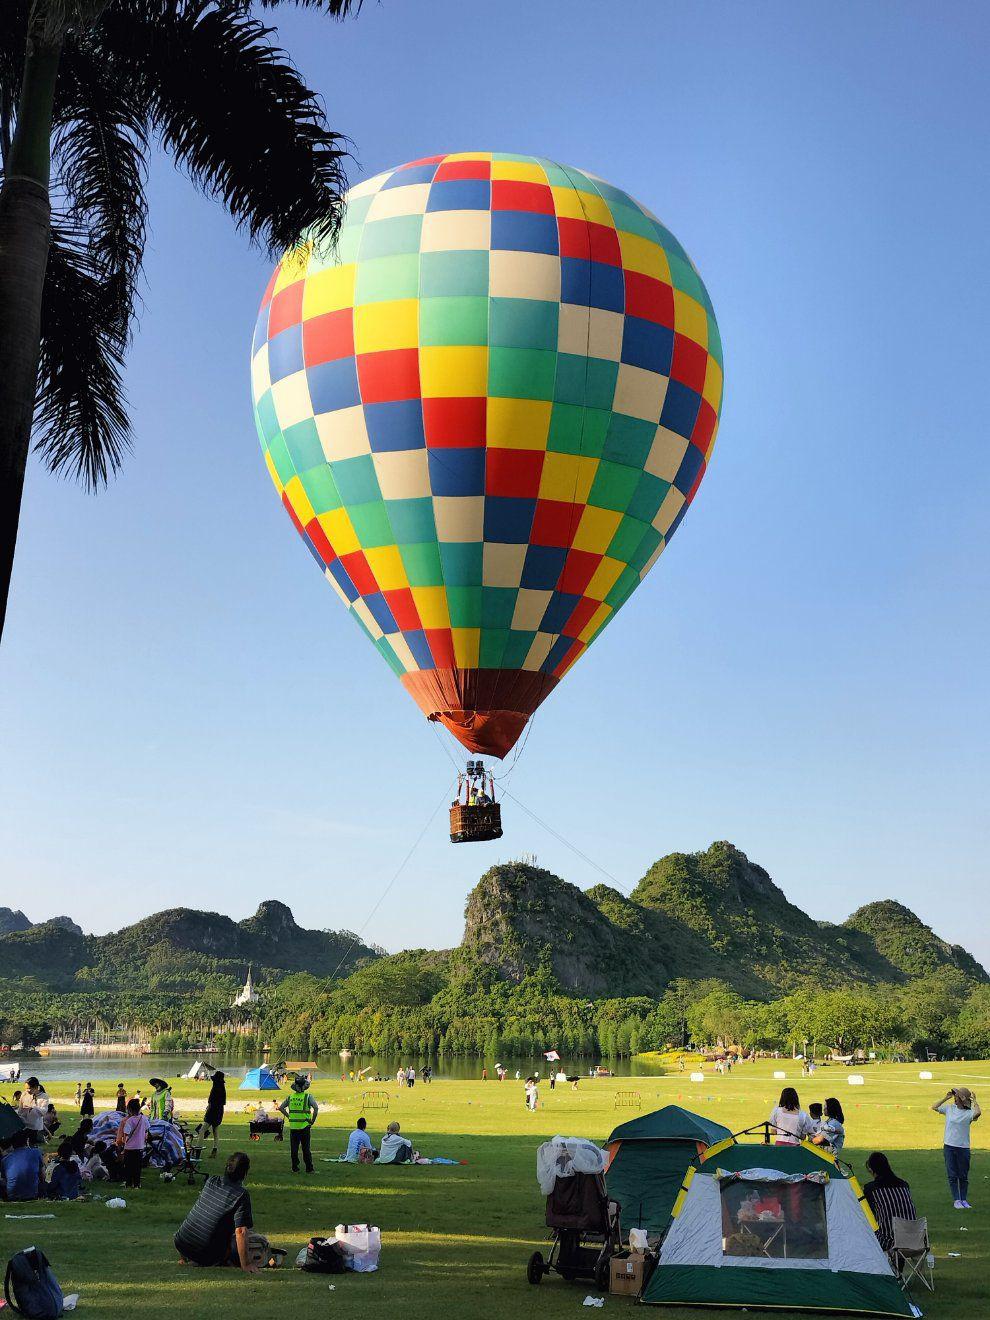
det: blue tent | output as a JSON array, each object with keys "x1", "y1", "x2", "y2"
[{"x1": 239, "y1": 1066, "x2": 280, "y2": 1091}]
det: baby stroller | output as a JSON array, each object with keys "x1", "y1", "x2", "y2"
[{"x1": 527, "y1": 1137, "x2": 621, "y2": 1288}]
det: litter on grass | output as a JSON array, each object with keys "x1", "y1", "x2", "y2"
[
  {"x1": 582, "y1": 1298, "x2": 605, "y2": 1308},
  {"x1": 106, "y1": 1197, "x2": 127, "y2": 1209}
]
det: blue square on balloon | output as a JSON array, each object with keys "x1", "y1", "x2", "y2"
[
  {"x1": 307, "y1": 357, "x2": 360, "y2": 414},
  {"x1": 484, "y1": 496, "x2": 537, "y2": 544},
  {"x1": 428, "y1": 446, "x2": 485, "y2": 496},
  {"x1": 426, "y1": 179, "x2": 491, "y2": 211},
  {"x1": 542, "y1": 635, "x2": 574, "y2": 673},
  {"x1": 267, "y1": 324, "x2": 304, "y2": 383},
  {"x1": 491, "y1": 211, "x2": 559, "y2": 255},
  {"x1": 365, "y1": 399, "x2": 425, "y2": 452},
  {"x1": 253, "y1": 308, "x2": 270, "y2": 356},
  {"x1": 328, "y1": 558, "x2": 359, "y2": 603},
  {"x1": 660, "y1": 379, "x2": 702, "y2": 439},
  {"x1": 673, "y1": 441, "x2": 705, "y2": 496},
  {"x1": 560, "y1": 258, "x2": 624, "y2": 312},
  {"x1": 383, "y1": 163, "x2": 439, "y2": 188},
  {"x1": 363, "y1": 591, "x2": 399, "y2": 633},
  {"x1": 403, "y1": 629, "x2": 435, "y2": 669},
  {"x1": 521, "y1": 544, "x2": 567, "y2": 589},
  {"x1": 621, "y1": 317, "x2": 674, "y2": 375},
  {"x1": 540, "y1": 592, "x2": 580, "y2": 633},
  {"x1": 666, "y1": 503, "x2": 687, "y2": 540},
  {"x1": 302, "y1": 531, "x2": 326, "y2": 571}
]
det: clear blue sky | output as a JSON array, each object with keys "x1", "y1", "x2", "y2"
[{"x1": 2, "y1": 1, "x2": 988, "y2": 967}]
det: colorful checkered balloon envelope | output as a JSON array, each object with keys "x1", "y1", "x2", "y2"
[{"x1": 251, "y1": 152, "x2": 723, "y2": 758}]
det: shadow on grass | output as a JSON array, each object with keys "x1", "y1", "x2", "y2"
[{"x1": 0, "y1": 1134, "x2": 982, "y2": 1319}]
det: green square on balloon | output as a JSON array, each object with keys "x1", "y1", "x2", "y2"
[
  {"x1": 355, "y1": 254, "x2": 420, "y2": 303},
  {"x1": 439, "y1": 541, "x2": 483, "y2": 586},
  {"x1": 607, "y1": 515, "x2": 650, "y2": 563},
  {"x1": 386, "y1": 497, "x2": 436, "y2": 543},
  {"x1": 282, "y1": 417, "x2": 324, "y2": 473},
  {"x1": 482, "y1": 586, "x2": 517, "y2": 629},
  {"x1": 490, "y1": 297, "x2": 558, "y2": 350},
  {"x1": 554, "y1": 354, "x2": 619, "y2": 410},
  {"x1": 331, "y1": 454, "x2": 380, "y2": 505},
  {"x1": 348, "y1": 501, "x2": 393, "y2": 548},
  {"x1": 375, "y1": 635, "x2": 405, "y2": 677},
  {"x1": 626, "y1": 471, "x2": 670, "y2": 523},
  {"x1": 488, "y1": 346, "x2": 557, "y2": 401},
  {"x1": 419, "y1": 250, "x2": 489, "y2": 298},
  {"x1": 446, "y1": 585, "x2": 482, "y2": 629},
  {"x1": 479, "y1": 628, "x2": 509, "y2": 668},
  {"x1": 605, "y1": 563, "x2": 642, "y2": 609},
  {"x1": 627, "y1": 525, "x2": 662, "y2": 572},
  {"x1": 255, "y1": 391, "x2": 281, "y2": 448},
  {"x1": 547, "y1": 403, "x2": 610, "y2": 457},
  {"x1": 420, "y1": 296, "x2": 489, "y2": 347},
  {"x1": 588, "y1": 459, "x2": 641, "y2": 513},
  {"x1": 266, "y1": 430, "x2": 295, "y2": 485},
  {"x1": 500, "y1": 629, "x2": 536, "y2": 669},
  {"x1": 400, "y1": 541, "x2": 443, "y2": 586},
  {"x1": 300, "y1": 464, "x2": 342, "y2": 515},
  {"x1": 602, "y1": 413, "x2": 655, "y2": 468},
  {"x1": 358, "y1": 214, "x2": 422, "y2": 260}
]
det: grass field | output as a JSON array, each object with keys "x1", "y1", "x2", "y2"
[{"x1": 1, "y1": 1060, "x2": 985, "y2": 1318}]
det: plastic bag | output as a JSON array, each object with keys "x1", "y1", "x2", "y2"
[
  {"x1": 335, "y1": 1224, "x2": 381, "y2": 1273},
  {"x1": 536, "y1": 1137, "x2": 605, "y2": 1195}
]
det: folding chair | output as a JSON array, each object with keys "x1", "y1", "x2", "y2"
[{"x1": 890, "y1": 1216, "x2": 934, "y2": 1293}]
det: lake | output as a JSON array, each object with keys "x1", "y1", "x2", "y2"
[{"x1": 2, "y1": 1050, "x2": 672, "y2": 1084}]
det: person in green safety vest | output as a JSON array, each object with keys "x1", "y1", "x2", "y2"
[
  {"x1": 277, "y1": 1076, "x2": 318, "y2": 1173},
  {"x1": 149, "y1": 1079, "x2": 174, "y2": 1123}
]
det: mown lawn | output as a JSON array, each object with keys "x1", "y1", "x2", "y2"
[{"x1": 1, "y1": 1060, "x2": 985, "y2": 1318}]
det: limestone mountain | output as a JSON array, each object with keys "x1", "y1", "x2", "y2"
[
  {"x1": 460, "y1": 843, "x2": 986, "y2": 999},
  {"x1": 0, "y1": 901, "x2": 378, "y2": 991},
  {"x1": 0, "y1": 908, "x2": 82, "y2": 937}
]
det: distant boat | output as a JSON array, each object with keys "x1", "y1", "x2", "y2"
[{"x1": 339, "y1": 1049, "x2": 353, "y2": 1061}]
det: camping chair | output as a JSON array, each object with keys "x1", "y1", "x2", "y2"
[{"x1": 889, "y1": 1216, "x2": 933, "y2": 1293}]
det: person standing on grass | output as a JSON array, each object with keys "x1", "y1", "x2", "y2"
[
  {"x1": 74, "y1": 1081, "x2": 82, "y2": 1109},
  {"x1": 115, "y1": 1083, "x2": 127, "y2": 1114},
  {"x1": 932, "y1": 1086, "x2": 980, "y2": 1209},
  {"x1": 200, "y1": 1071, "x2": 226, "y2": 1159},
  {"x1": 174, "y1": 1151, "x2": 259, "y2": 1272},
  {"x1": 80, "y1": 1082, "x2": 95, "y2": 1118},
  {"x1": 116, "y1": 1097, "x2": 150, "y2": 1188},
  {"x1": 278, "y1": 1076, "x2": 318, "y2": 1174}
]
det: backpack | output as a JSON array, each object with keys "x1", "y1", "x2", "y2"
[
  {"x1": 299, "y1": 1237, "x2": 348, "y2": 1274},
  {"x1": 4, "y1": 1248, "x2": 64, "y2": 1318}
]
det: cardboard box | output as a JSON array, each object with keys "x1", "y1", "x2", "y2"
[{"x1": 609, "y1": 1253, "x2": 646, "y2": 1296}]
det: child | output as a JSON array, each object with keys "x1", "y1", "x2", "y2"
[
  {"x1": 48, "y1": 1140, "x2": 82, "y2": 1200},
  {"x1": 116, "y1": 1097, "x2": 150, "y2": 1188},
  {"x1": 814, "y1": 1098, "x2": 846, "y2": 1154},
  {"x1": 808, "y1": 1102, "x2": 823, "y2": 1137}
]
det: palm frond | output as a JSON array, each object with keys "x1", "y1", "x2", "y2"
[
  {"x1": 100, "y1": 0, "x2": 351, "y2": 255},
  {"x1": 254, "y1": 0, "x2": 364, "y2": 12},
  {"x1": 52, "y1": 38, "x2": 148, "y2": 310},
  {"x1": 34, "y1": 221, "x2": 131, "y2": 488}
]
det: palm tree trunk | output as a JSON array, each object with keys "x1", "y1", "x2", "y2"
[{"x1": 0, "y1": 37, "x2": 61, "y2": 642}]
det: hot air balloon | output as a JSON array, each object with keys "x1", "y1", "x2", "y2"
[{"x1": 250, "y1": 152, "x2": 723, "y2": 813}]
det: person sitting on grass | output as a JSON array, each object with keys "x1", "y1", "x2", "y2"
[
  {"x1": 67, "y1": 1117, "x2": 94, "y2": 1159},
  {"x1": 377, "y1": 1121, "x2": 414, "y2": 1165},
  {"x1": 47, "y1": 1140, "x2": 82, "y2": 1201},
  {"x1": 343, "y1": 1116, "x2": 375, "y2": 1163},
  {"x1": 863, "y1": 1153, "x2": 916, "y2": 1254},
  {"x1": 1, "y1": 1129, "x2": 45, "y2": 1201},
  {"x1": 174, "y1": 1151, "x2": 258, "y2": 1272}
]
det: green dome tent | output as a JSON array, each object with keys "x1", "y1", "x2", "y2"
[
  {"x1": 604, "y1": 1105, "x2": 732, "y2": 1239},
  {"x1": 239, "y1": 1066, "x2": 280, "y2": 1091},
  {"x1": 641, "y1": 1139, "x2": 915, "y2": 1316}
]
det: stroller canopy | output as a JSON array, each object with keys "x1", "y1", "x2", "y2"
[{"x1": 536, "y1": 1136, "x2": 606, "y2": 1196}]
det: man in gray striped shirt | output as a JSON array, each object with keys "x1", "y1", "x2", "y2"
[{"x1": 174, "y1": 1151, "x2": 258, "y2": 1272}]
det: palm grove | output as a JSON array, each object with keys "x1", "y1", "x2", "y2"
[{"x1": 0, "y1": 0, "x2": 360, "y2": 639}]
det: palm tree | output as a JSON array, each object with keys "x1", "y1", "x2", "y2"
[{"x1": 0, "y1": 0, "x2": 361, "y2": 640}]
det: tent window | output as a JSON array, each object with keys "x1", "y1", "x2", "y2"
[{"x1": 720, "y1": 1179, "x2": 828, "y2": 1260}]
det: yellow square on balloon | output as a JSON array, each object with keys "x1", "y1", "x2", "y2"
[
  {"x1": 674, "y1": 290, "x2": 708, "y2": 347},
  {"x1": 283, "y1": 475, "x2": 315, "y2": 528},
  {"x1": 584, "y1": 557, "x2": 625, "y2": 601},
  {"x1": 578, "y1": 602, "x2": 612, "y2": 643},
  {"x1": 302, "y1": 263, "x2": 356, "y2": 319},
  {"x1": 353, "y1": 299, "x2": 419, "y2": 353},
  {"x1": 420, "y1": 345, "x2": 488, "y2": 398},
  {"x1": 452, "y1": 627, "x2": 480, "y2": 668},
  {"x1": 572, "y1": 505, "x2": 622, "y2": 555},
  {"x1": 538, "y1": 452, "x2": 598, "y2": 504},
  {"x1": 364, "y1": 545, "x2": 408, "y2": 591},
  {"x1": 317, "y1": 507, "x2": 360, "y2": 557},
  {"x1": 486, "y1": 397, "x2": 551, "y2": 450},
  {"x1": 411, "y1": 586, "x2": 450, "y2": 629},
  {"x1": 551, "y1": 187, "x2": 612, "y2": 227},
  {"x1": 618, "y1": 232, "x2": 670, "y2": 282}
]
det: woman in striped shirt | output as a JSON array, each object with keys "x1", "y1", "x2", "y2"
[{"x1": 863, "y1": 1152, "x2": 916, "y2": 1253}]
